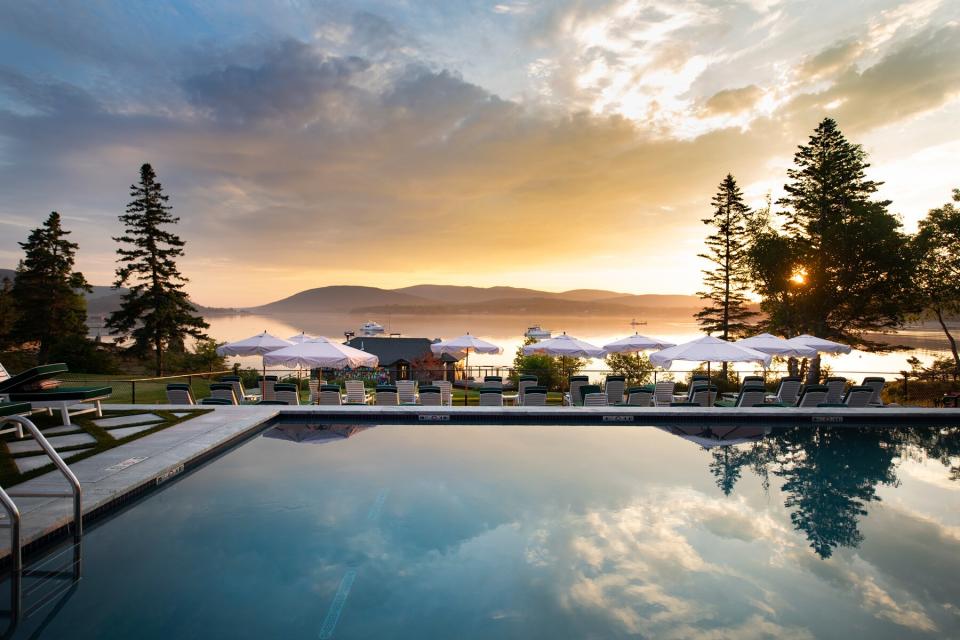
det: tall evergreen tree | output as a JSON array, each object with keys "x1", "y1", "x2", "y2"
[
  {"x1": 913, "y1": 189, "x2": 960, "y2": 375},
  {"x1": 11, "y1": 212, "x2": 90, "y2": 361},
  {"x1": 0, "y1": 277, "x2": 19, "y2": 351},
  {"x1": 696, "y1": 174, "x2": 757, "y2": 375},
  {"x1": 107, "y1": 164, "x2": 208, "y2": 375},
  {"x1": 769, "y1": 118, "x2": 913, "y2": 382}
]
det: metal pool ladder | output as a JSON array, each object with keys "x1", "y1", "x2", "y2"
[{"x1": 0, "y1": 414, "x2": 83, "y2": 634}]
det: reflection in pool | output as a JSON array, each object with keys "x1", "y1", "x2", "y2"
[{"x1": 3, "y1": 424, "x2": 958, "y2": 639}]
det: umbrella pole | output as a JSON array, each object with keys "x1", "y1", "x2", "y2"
[
  {"x1": 464, "y1": 350, "x2": 469, "y2": 406},
  {"x1": 707, "y1": 361, "x2": 712, "y2": 406}
]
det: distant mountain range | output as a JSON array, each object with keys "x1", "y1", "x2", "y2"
[{"x1": 251, "y1": 284, "x2": 706, "y2": 317}]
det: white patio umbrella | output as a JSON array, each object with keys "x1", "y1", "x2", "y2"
[
  {"x1": 735, "y1": 333, "x2": 817, "y2": 358},
  {"x1": 216, "y1": 331, "x2": 293, "y2": 378},
  {"x1": 650, "y1": 336, "x2": 771, "y2": 404},
  {"x1": 523, "y1": 333, "x2": 606, "y2": 391},
  {"x1": 786, "y1": 334, "x2": 852, "y2": 354},
  {"x1": 603, "y1": 334, "x2": 676, "y2": 383},
  {"x1": 263, "y1": 337, "x2": 379, "y2": 370},
  {"x1": 431, "y1": 334, "x2": 503, "y2": 404},
  {"x1": 287, "y1": 332, "x2": 316, "y2": 344}
]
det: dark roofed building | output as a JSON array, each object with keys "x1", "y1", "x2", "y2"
[{"x1": 345, "y1": 336, "x2": 460, "y2": 382}]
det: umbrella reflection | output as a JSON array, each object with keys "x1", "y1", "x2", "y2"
[
  {"x1": 262, "y1": 424, "x2": 370, "y2": 444},
  {"x1": 658, "y1": 425, "x2": 771, "y2": 449}
]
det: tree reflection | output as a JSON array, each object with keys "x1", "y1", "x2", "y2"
[{"x1": 693, "y1": 425, "x2": 960, "y2": 559}]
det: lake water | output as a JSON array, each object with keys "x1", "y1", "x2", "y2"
[{"x1": 205, "y1": 312, "x2": 954, "y2": 378}]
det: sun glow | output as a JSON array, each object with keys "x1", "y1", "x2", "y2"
[{"x1": 790, "y1": 269, "x2": 807, "y2": 285}]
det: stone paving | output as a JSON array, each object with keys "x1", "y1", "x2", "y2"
[
  {"x1": 7, "y1": 432, "x2": 97, "y2": 454},
  {"x1": 93, "y1": 413, "x2": 164, "y2": 428}
]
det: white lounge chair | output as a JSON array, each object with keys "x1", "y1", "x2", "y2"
[
  {"x1": 318, "y1": 385, "x2": 342, "y2": 405},
  {"x1": 626, "y1": 387, "x2": 653, "y2": 406},
  {"x1": 583, "y1": 392, "x2": 608, "y2": 406},
  {"x1": 843, "y1": 386, "x2": 874, "y2": 407},
  {"x1": 345, "y1": 380, "x2": 367, "y2": 405},
  {"x1": 797, "y1": 385, "x2": 829, "y2": 407},
  {"x1": 479, "y1": 388, "x2": 503, "y2": 406},
  {"x1": 567, "y1": 377, "x2": 589, "y2": 406},
  {"x1": 735, "y1": 385, "x2": 768, "y2": 407},
  {"x1": 653, "y1": 381, "x2": 676, "y2": 406},
  {"x1": 516, "y1": 376, "x2": 538, "y2": 405},
  {"x1": 419, "y1": 386, "x2": 442, "y2": 406},
  {"x1": 208, "y1": 383, "x2": 239, "y2": 405},
  {"x1": 432, "y1": 380, "x2": 453, "y2": 406},
  {"x1": 824, "y1": 377, "x2": 847, "y2": 404},
  {"x1": 375, "y1": 386, "x2": 398, "y2": 405},
  {"x1": 523, "y1": 387, "x2": 547, "y2": 406},
  {"x1": 861, "y1": 377, "x2": 887, "y2": 406},
  {"x1": 775, "y1": 377, "x2": 803, "y2": 405},
  {"x1": 605, "y1": 376, "x2": 626, "y2": 405},
  {"x1": 166, "y1": 384, "x2": 195, "y2": 405},
  {"x1": 274, "y1": 383, "x2": 300, "y2": 405},
  {"x1": 396, "y1": 380, "x2": 418, "y2": 405}
]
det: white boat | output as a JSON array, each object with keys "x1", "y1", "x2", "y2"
[
  {"x1": 360, "y1": 321, "x2": 386, "y2": 336},
  {"x1": 524, "y1": 324, "x2": 551, "y2": 339}
]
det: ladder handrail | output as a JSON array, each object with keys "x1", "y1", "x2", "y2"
[{"x1": 0, "y1": 415, "x2": 83, "y2": 572}]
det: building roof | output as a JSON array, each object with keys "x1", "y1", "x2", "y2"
[{"x1": 345, "y1": 337, "x2": 462, "y2": 366}]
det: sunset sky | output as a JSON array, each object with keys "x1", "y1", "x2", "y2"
[{"x1": 0, "y1": 0, "x2": 958, "y2": 307}]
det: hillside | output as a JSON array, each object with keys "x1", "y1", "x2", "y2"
[{"x1": 250, "y1": 285, "x2": 705, "y2": 317}]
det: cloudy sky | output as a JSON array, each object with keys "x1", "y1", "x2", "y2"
[{"x1": 0, "y1": 0, "x2": 958, "y2": 306}]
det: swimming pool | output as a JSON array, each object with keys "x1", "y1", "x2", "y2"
[{"x1": 2, "y1": 423, "x2": 958, "y2": 639}]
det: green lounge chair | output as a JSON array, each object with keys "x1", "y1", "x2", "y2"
[{"x1": 0, "y1": 363, "x2": 111, "y2": 425}]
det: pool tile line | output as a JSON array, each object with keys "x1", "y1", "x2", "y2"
[{"x1": 318, "y1": 569, "x2": 357, "y2": 639}]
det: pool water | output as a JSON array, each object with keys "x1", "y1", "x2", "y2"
[{"x1": 2, "y1": 424, "x2": 959, "y2": 639}]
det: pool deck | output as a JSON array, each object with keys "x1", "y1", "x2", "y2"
[{"x1": 2, "y1": 403, "x2": 958, "y2": 563}]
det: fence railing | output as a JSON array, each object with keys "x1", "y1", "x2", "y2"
[{"x1": 60, "y1": 370, "x2": 233, "y2": 404}]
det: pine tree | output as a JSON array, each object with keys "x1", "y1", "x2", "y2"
[
  {"x1": 107, "y1": 164, "x2": 208, "y2": 375},
  {"x1": 11, "y1": 212, "x2": 90, "y2": 361},
  {"x1": 0, "y1": 277, "x2": 19, "y2": 351},
  {"x1": 775, "y1": 118, "x2": 913, "y2": 382},
  {"x1": 696, "y1": 174, "x2": 757, "y2": 376},
  {"x1": 913, "y1": 188, "x2": 960, "y2": 374}
]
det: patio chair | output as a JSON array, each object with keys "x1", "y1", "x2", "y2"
[
  {"x1": 308, "y1": 379, "x2": 320, "y2": 404},
  {"x1": 345, "y1": 380, "x2": 367, "y2": 405},
  {"x1": 577, "y1": 384, "x2": 604, "y2": 407},
  {"x1": 653, "y1": 380, "x2": 676, "y2": 406},
  {"x1": 166, "y1": 383, "x2": 195, "y2": 405},
  {"x1": 567, "y1": 376, "x2": 589, "y2": 406},
  {"x1": 0, "y1": 362, "x2": 112, "y2": 426},
  {"x1": 432, "y1": 380, "x2": 453, "y2": 406},
  {"x1": 274, "y1": 383, "x2": 300, "y2": 405},
  {"x1": 258, "y1": 375, "x2": 278, "y2": 402},
  {"x1": 734, "y1": 384, "x2": 768, "y2": 407},
  {"x1": 482, "y1": 376, "x2": 503, "y2": 389},
  {"x1": 318, "y1": 384, "x2": 342, "y2": 405},
  {"x1": 824, "y1": 377, "x2": 847, "y2": 404},
  {"x1": 626, "y1": 386, "x2": 653, "y2": 406},
  {"x1": 419, "y1": 386, "x2": 442, "y2": 406},
  {"x1": 375, "y1": 385, "x2": 399, "y2": 405},
  {"x1": 740, "y1": 375, "x2": 764, "y2": 390},
  {"x1": 687, "y1": 380, "x2": 710, "y2": 402},
  {"x1": 843, "y1": 386, "x2": 874, "y2": 407},
  {"x1": 605, "y1": 375, "x2": 626, "y2": 405},
  {"x1": 775, "y1": 377, "x2": 803, "y2": 405},
  {"x1": 208, "y1": 382, "x2": 239, "y2": 405},
  {"x1": 861, "y1": 377, "x2": 886, "y2": 406},
  {"x1": 690, "y1": 385, "x2": 719, "y2": 407},
  {"x1": 222, "y1": 375, "x2": 258, "y2": 403},
  {"x1": 583, "y1": 391, "x2": 608, "y2": 406},
  {"x1": 396, "y1": 380, "x2": 418, "y2": 405},
  {"x1": 796, "y1": 384, "x2": 829, "y2": 407},
  {"x1": 522, "y1": 387, "x2": 547, "y2": 406},
  {"x1": 478, "y1": 388, "x2": 503, "y2": 406},
  {"x1": 517, "y1": 375, "x2": 538, "y2": 405}
]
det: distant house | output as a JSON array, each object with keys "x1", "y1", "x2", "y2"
[{"x1": 345, "y1": 336, "x2": 460, "y2": 382}]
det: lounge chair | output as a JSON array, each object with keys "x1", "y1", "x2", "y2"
[
  {"x1": 796, "y1": 384, "x2": 829, "y2": 407},
  {"x1": 258, "y1": 375, "x2": 278, "y2": 402},
  {"x1": 478, "y1": 388, "x2": 503, "y2": 406},
  {"x1": 166, "y1": 383, "x2": 196, "y2": 405},
  {"x1": 375, "y1": 385, "x2": 398, "y2": 405},
  {"x1": 208, "y1": 383, "x2": 239, "y2": 405},
  {"x1": 740, "y1": 375, "x2": 764, "y2": 389},
  {"x1": 345, "y1": 380, "x2": 368, "y2": 405},
  {"x1": 775, "y1": 377, "x2": 803, "y2": 405},
  {"x1": 734, "y1": 384, "x2": 767, "y2": 407},
  {"x1": 567, "y1": 376, "x2": 589, "y2": 406},
  {"x1": 432, "y1": 380, "x2": 453, "y2": 406},
  {"x1": 0, "y1": 401, "x2": 33, "y2": 438},
  {"x1": 583, "y1": 392, "x2": 608, "y2": 407},
  {"x1": 690, "y1": 385, "x2": 719, "y2": 406},
  {"x1": 318, "y1": 384, "x2": 342, "y2": 405},
  {"x1": 824, "y1": 377, "x2": 847, "y2": 404},
  {"x1": 626, "y1": 386, "x2": 653, "y2": 406},
  {"x1": 419, "y1": 386, "x2": 442, "y2": 406},
  {"x1": 222, "y1": 375, "x2": 258, "y2": 403},
  {"x1": 274, "y1": 383, "x2": 300, "y2": 405},
  {"x1": 653, "y1": 381, "x2": 676, "y2": 406},
  {"x1": 843, "y1": 386, "x2": 874, "y2": 407},
  {"x1": 307, "y1": 379, "x2": 320, "y2": 404},
  {"x1": 482, "y1": 375, "x2": 503, "y2": 389},
  {"x1": 516, "y1": 375, "x2": 538, "y2": 405},
  {"x1": 577, "y1": 384, "x2": 604, "y2": 406},
  {"x1": 861, "y1": 377, "x2": 887, "y2": 406},
  {"x1": 605, "y1": 375, "x2": 626, "y2": 405},
  {"x1": 396, "y1": 380, "x2": 418, "y2": 405},
  {"x1": 522, "y1": 387, "x2": 547, "y2": 406},
  {"x1": 0, "y1": 363, "x2": 112, "y2": 426}
]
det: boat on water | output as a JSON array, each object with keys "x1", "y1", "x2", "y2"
[
  {"x1": 360, "y1": 321, "x2": 386, "y2": 336},
  {"x1": 524, "y1": 324, "x2": 551, "y2": 339}
]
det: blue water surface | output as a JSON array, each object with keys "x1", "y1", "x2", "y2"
[{"x1": 2, "y1": 423, "x2": 958, "y2": 639}]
